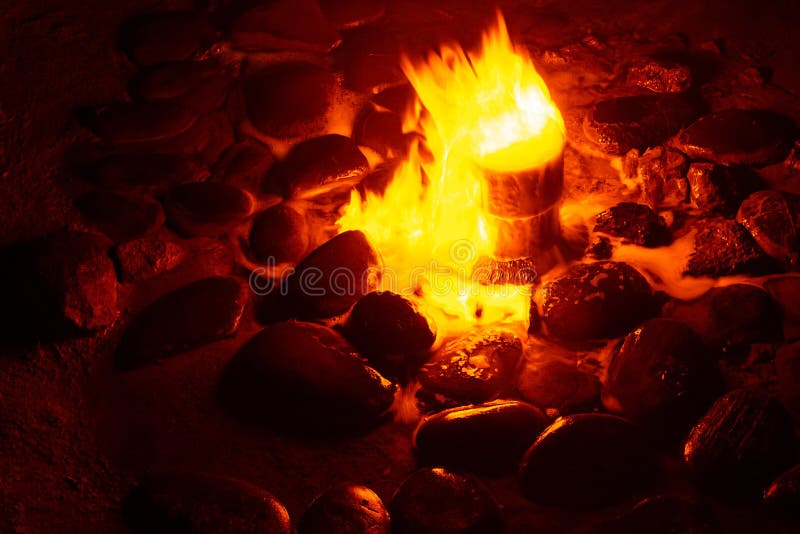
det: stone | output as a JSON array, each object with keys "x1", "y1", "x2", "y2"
[
  {"x1": 372, "y1": 84, "x2": 416, "y2": 115},
  {"x1": 765, "y1": 277, "x2": 800, "y2": 341},
  {"x1": 287, "y1": 230, "x2": 381, "y2": 318},
  {"x1": 764, "y1": 464, "x2": 800, "y2": 513},
  {"x1": 249, "y1": 203, "x2": 309, "y2": 265},
  {"x1": 471, "y1": 257, "x2": 539, "y2": 286},
  {"x1": 540, "y1": 261, "x2": 655, "y2": 340},
  {"x1": 335, "y1": 24, "x2": 405, "y2": 94},
  {"x1": 121, "y1": 11, "x2": 215, "y2": 66},
  {"x1": 90, "y1": 102, "x2": 197, "y2": 143},
  {"x1": 776, "y1": 342, "x2": 800, "y2": 421},
  {"x1": 75, "y1": 190, "x2": 164, "y2": 243},
  {"x1": 123, "y1": 470, "x2": 291, "y2": 533},
  {"x1": 213, "y1": 141, "x2": 275, "y2": 192},
  {"x1": 627, "y1": 58, "x2": 692, "y2": 93},
  {"x1": 413, "y1": 399, "x2": 549, "y2": 474},
  {"x1": 673, "y1": 109, "x2": 795, "y2": 167},
  {"x1": 603, "y1": 318, "x2": 720, "y2": 442},
  {"x1": 353, "y1": 107, "x2": 407, "y2": 158},
  {"x1": 737, "y1": 190, "x2": 800, "y2": 269},
  {"x1": 89, "y1": 153, "x2": 206, "y2": 188},
  {"x1": 684, "y1": 219, "x2": 775, "y2": 277},
  {"x1": 390, "y1": 468, "x2": 503, "y2": 534},
  {"x1": 588, "y1": 495, "x2": 719, "y2": 534},
  {"x1": 164, "y1": 182, "x2": 253, "y2": 237},
  {"x1": 298, "y1": 484, "x2": 390, "y2": 534},
  {"x1": 684, "y1": 389, "x2": 795, "y2": 498},
  {"x1": 219, "y1": 321, "x2": 395, "y2": 431},
  {"x1": 594, "y1": 202, "x2": 670, "y2": 247},
  {"x1": 356, "y1": 161, "x2": 402, "y2": 198},
  {"x1": 632, "y1": 146, "x2": 689, "y2": 208},
  {"x1": 519, "y1": 414, "x2": 656, "y2": 507},
  {"x1": 686, "y1": 163, "x2": 762, "y2": 216},
  {"x1": 585, "y1": 236, "x2": 613, "y2": 260},
  {"x1": 245, "y1": 62, "x2": 334, "y2": 139},
  {"x1": 148, "y1": 110, "x2": 234, "y2": 166},
  {"x1": 115, "y1": 236, "x2": 185, "y2": 282},
  {"x1": 128, "y1": 60, "x2": 229, "y2": 114},
  {"x1": 318, "y1": 0, "x2": 387, "y2": 29},
  {"x1": 115, "y1": 276, "x2": 247, "y2": 370},
  {"x1": 517, "y1": 355, "x2": 601, "y2": 415}
]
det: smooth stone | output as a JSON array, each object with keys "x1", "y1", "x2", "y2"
[
  {"x1": 737, "y1": 190, "x2": 800, "y2": 269},
  {"x1": 75, "y1": 190, "x2": 164, "y2": 242},
  {"x1": 115, "y1": 276, "x2": 246, "y2": 370},
  {"x1": 298, "y1": 484, "x2": 390, "y2": 534},
  {"x1": 594, "y1": 202, "x2": 670, "y2": 247},
  {"x1": 686, "y1": 162, "x2": 762, "y2": 216},
  {"x1": 684, "y1": 219, "x2": 775, "y2": 277},
  {"x1": 89, "y1": 153, "x2": 206, "y2": 188},
  {"x1": 342, "y1": 291, "x2": 435, "y2": 377},
  {"x1": 90, "y1": 102, "x2": 197, "y2": 143},
  {"x1": 413, "y1": 399, "x2": 548, "y2": 475},
  {"x1": 115, "y1": 236, "x2": 185, "y2": 282},
  {"x1": 390, "y1": 468, "x2": 503, "y2": 534},
  {"x1": 603, "y1": 318, "x2": 720, "y2": 442},
  {"x1": 213, "y1": 140, "x2": 275, "y2": 192},
  {"x1": 141, "y1": 110, "x2": 234, "y2": 166},
  {"x1": 627, "y1": 58, "x2": 692, "y2": 93},
  {"x1": 540, "y1": 261, "x2": 655, "y2": 340},
  {"x1": 588, "y1": 495, "x2": 719, "y2": 534},
  {"x1": 249, "y1": 203, "x2": 309, "y2": 265},
  {"x1": 128, "y1": 60, "x2": 229, "y2": 114},
  {"x1": 631, "y1": 146, "x2": 689, "y2": 209},
  {"x1": 764, "y1": 464, "x2": 800, "y2": 513},
  {"x1": 353, "y1": 107, "x2": 407, "y2": 158},
  {"x1": 519, "y1": 414, "x2": 656, "y2": 507},
  {"x1": 123, "y1": 470, "x2": 291, "y2": 533},
  {"x1": 335, "y1": 24, "x2": 405, "y2": 94},
  {"x1": 684, "y1": 389, "x2": 795, "y2": 498},
  {"x1": 516, "y1": 356, "x2": 601, "y2": 415},
  {"x1": 164, "y1": 182, "x2": 253, "y2": 237},
  {"x1": 121, "y1": 11, "x2": 215, "y2": 66},
  {"x1": 765, "y1": 276, "x2": 800, "y2": 341},
  {"x1": 673, "y1": 109, "x2": 795, "y2": 167},
  {"x1": 245, "y1": 62, "x2": 334, "y2": 139},
  {"x1": 220, "y1": 321, "x2": 395, "y2": 430},
  {"x1": 318, "y1": 0, "x2": 386, "y2": 29},
  {"x1": 372, "y1": 84, "x2": 416, "y2": 115},
  {"x1": 776, "y1": 342, "x2": 800, "y2": 421}
]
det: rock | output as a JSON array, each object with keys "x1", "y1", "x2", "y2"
[
  {"x1": 121, "y1": 11, "x2": 215, "y2": 66},
  {"x1": 683, "y1": 389, "x2": 795, "y2": 498},
  {"x1": 288, "y1": 230, "x2": 381, "y2": 318},
  {"x1": 372, "y1": 84, "x2": 416, "y2": 115},
  {"x1": 335, "y1": 24, "x2": 405, "y2": 94},
  {"x1": 585, "y1": 236, "x2": 613, "y2": 260},
  {"x1": 519, "y1": 414, "x2": 656, "y2": 507},
  {"x1": 123, "y1": 470, "x2": 291, "y2": 533},
  {"x1": 737, "y1": 190, "x2": 800, "y2": 269},
  {"x1": 684, "y1": 219, "x2": 774, "y2": 277},
  {"x1": 353, "y1": 107, "x2": 407, "y2": 158},
  {"x1": 776, "y1": 342, "x2": 800, "y2": 421},
  {"x1": 318, "y1": 0, "x2": 386, "y2": 29},
  {"x1": 540, "y1": 261, "x2": 655, "y2": 340},
  {"x1": 115, "y1": 276, "x2": 247, "y2": 370},
  {"x1": 627, "y1": 58, "x2": 692, "y2": 93},
  {"x1": 390, "y1": 468, "x2": 503, "y2": 534},
  {"x1": 245, "y1": 62, "x2": 334, "y2": 139},
  {"x1": 89, "y1": 153, "x2": 205, "y2": 188},
  {"x1": 298, "y1": 484, "x2": 390, "y2": 534},
  {"x1": 588, "y1": 495, "x2": 719, "y2": 534},
  {"x1": 164, "y1": 182, "x2": 253, "y2": 237},
  {"x1": 128, "y1": 60, "x2": 229, "y2": 114},
  {"x1": 583, "y1": 93, "x2": 702, "y2": 155},
  {"x1": 686, "y1": 163, "x2": 762, "y2": 216},
  {"x1": 673, "y1": 109, "x2": 795, "y2": 167},
  {"x1": 413, "y1": 399, "x2": 548, "y2": 474},
  {"x1": 89, "y1": 102, "x2": 197, "y2": 143},
  {"x1": 266, "y1": 134, "x2": 368, "y2": 199},
  {"x1": 765, "y1": 276, "x2": 800, "y2": 341},
  {"x1": 631, "y1": 146, "x2": 689, "y2": 208},
  {"x1": 145, "y1": 110, "x2": 234, "y2": 166},
  {"x1": 75, "y1": 191, "x2": 164, "y2": 242},
  {"x1": 115, "y1": 236, "x2": 185, "y2": 282},
  {"x1": 603, "y1": 318, "x2": 720, "y2": 442},
  {"x1": 417, "y1": 330, "x2": 522, "y2": 410},
  {"x1": 663, "y1": 284, "x2": 783, "y2": 354},
  {"x1": 517, "y1": 356, "x2": 601, "y2": 415},
  {"x1": 356, "y1": 161, "x2": 400, "y2": 198},
  {"x1": 594, "y1": 202, "x2": 670, "y2": 247},
  {"x1": 249, "y1": 203, "x2": 310, "y2": 264},
  {"x1": 764, "y1": 464, "x2": 800, "y2": 513},
  {"x1": 471, "y1": 257, "x2": 539, "y2": 286},
  {"x1": 220, "y1": 321, "x2": 395, "y2": 431},
  {"x1": 213, "y1": 141, "x2": 275, "y2": 192}
]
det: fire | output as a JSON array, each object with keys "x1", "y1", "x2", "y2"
[{"x1": 338, "y1": 12, "x2": 565, "y2": 340}]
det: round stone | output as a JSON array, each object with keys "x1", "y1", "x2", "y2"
[
  {"x1": 298, "y1": 484, "x2": 390, "y2": 534},
  {"x1": 249, "y1": 203, "x2": 309, "y2": 264},
  {"x1": 164, "y1": 182, "x2": 253, "y2": 237}
]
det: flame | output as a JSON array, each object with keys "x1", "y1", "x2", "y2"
[{"x1": 338, "y1": 13, "x2": 564, "y2": 340}]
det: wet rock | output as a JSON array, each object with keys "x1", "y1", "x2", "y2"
[
  {"x1": 683, "y1": 389, "x2": 795, "y2": 498},
  {"x1": 414, "y1": 399, "x2": 548, "y2": 474},
  {"x1": 765, "y1": 276, "x2": 800, "y2": 340},
  {"x1": 684, "y1": 219, "x2": 774, "y2": 277},
  {"x1": 353, "y1": 107, "x2": 407, "y2": 158},
  {"x1": 594, "y1": 202, "x2": 670, "y2": 247},
  {"x1": 75, "y1": 191, "x2": 164, "y2": 242},
  {"x1": 342, "y1": 291, "x2": 435, "y2": 376},
  {"x1": 128, "y1": 60, "x2": 229, "y2": 114},
  {"x1": 737, "y1": 190, "x2": 800, "y2": 269},
  {"x1": 673, "y1": 109, "x2": 795, "y2": 167},
  {"x1": 227, "y1": 0, "x2": 340, "y2": 52},
  {"x1": 686, "y1": 163, "x2": 762, "y2": 216},
  {"x1": 298, "y1": 484, "x2": 390, "y2": 534},
  {"x1": 417, "y1": 330, "x2": 522, "y2": 410},
  {"x1": 249, "y1": 203, "x2": 309, "y2": 264},
  {"x1": 603, "y1": 318, "x2": 720, "y2": 442},
  {"x1": 245, "y1": 62, "x2": 334, "y2": 139},
  {"x1": 589, "y1": 495, "x2": 719, "y2": 534},
  {"x1": 627, "y1": 58, "x2": 692, "y2": 93},
  {"x1": 372, "y1": 84, "x2": 416, "y2": 115},
  {"x1": 115, "y1": 236, "x2": 185, "y2": 282},
  {"x1": 164, "y1": 182, "x2": 253, "y2": 237},
  {"x1": 220, "y1": 321, "x2": 395, "y2": 430},
  {"x1": 115, "y1": 276, "x2": 246, "y2": 370},
  {"x1": 213, "y1": 141, "x2": 275, "y2": 192},
  {"x1": 89, "y1": 102, "x2": 197, "y2": 143},
  {"x1": 390, "y1": 468, "x2": 503, "y2": 534},
  {"x1": 121, "y1": 11, "x2": 215, "y2": 66},
  {"x1": 89, "y1": 153, "x2": 205, "y2": 188},
  {"x1": 540, "y1": 261, "x2": 655, "y2": 340},
  {"x1": 585, "y1": 236, "x2": 613, "y2": 260},
  {"x1": 319, "y1": 0, "x2": 386, "y2": 29},
  {"x1": 517, "y1": 356, "x2": 601, "y2": 415},
  {"x1": 764, "y1": 464, "x2": 800, "y2": 513},
  {"x1": 631, "y1": 146, "x2": 689, "y2": 208},
  {"x1": 123, "y1": 470, "x2": 291, "y2": 533},
  {"x1": 583, "y1": 93, "x2": 702, "y2": 155},
  {"x1": 776, "y1": 342, "x2": 800, "y2": 421},
  {"x1": 519, "y1": 414, "x2": 656, "y2": 507}
]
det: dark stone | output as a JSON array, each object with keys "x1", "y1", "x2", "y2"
[
  {"x1": 220, "y1": 321, "x2": 395, "y2": 431},
  {"x1": 143, "y1": 111, "x2": 234, "y2": 166},
  {"x1": 764, "y1": 464, "x2": 800, "y2": 513},
  {"x1": 75, "y1": 191, "x2": 164, "y2": 242},
  {"x1": 123, "y1": 470, "x2": 291, "y2": 533},
  {"x1": 342, "y1": 291, "x2": 435, "y2": 377},
  {"x1": 683, "y1": 389, "x2": 795, "y2": 499},
  {"x1": 335, "y1": 24, "x2": 405, "y2": 94},
  {"x1": 164, "y1": 182, "x2": 253, "y2": 237},
  {"x1": 372, "y1": 84, "x2": 416, "y2": 115},
  {"x1": 471, "y1": 257, "x2": 539, "y2": 286},
  {"x1": 390, "y1": 468, "x2": 503, "y2": 534},
  {"x1": 115, "y1": 276, "x2": 247, "y2": 370},
  {"x1": 417, "y1": 330, "x2": 522, "y2": 410},
  {"x1": 585, "y1": 236, "x2": 613, "y2": 260},
  {"x1": 776, "y1": 342, "x2": 800, "y2": 421},
  {"x1": 89, "y1": 153, "x2": 206, "y2": 188},
  {"x1": 766, "y1": 276, "x2": 800, "y2": 341},
  {"x1": 89, "y1": 102, "x2": 197, "y2": 143},
  {"x1": 212, "y1": 141, "x2": 275, "y2": 192},
  {"x1": 128, "y1": 60, "x2": 229, "y2": 114},
  {"x1": 356, "y1": 160, "x2": 400, "y2": 198},
  {"x1": 686, "y1": 163, "x2": 762, "y2": 216},
  {"x1": 414, "y1": 399, "x2": 549, "y2": 475},
  {"x1": 288, "y1": 230, "x2": 381, "y2": 319},
  {"x1": 353, "y1": 107, "x2": 407, "y2": 158},
  {"x1": 673, "y1": 109, "x2": 795, "y2": 167},
  {"x1": 627, "y1": 58, "x2": 692, "y2": 93},
  {"x1": 249, "y1": 203, "x2": 309, "y2": 264},
  {"x1": 519, "y1": 414, "x2": 656, "y2": 507},
  {"x1": 541, "y1": 261, "x2": 655, "y2": 340},
  {"x1": 516, "y1": 355, "x2": 601, "y2": 415},
  {"x1": 684, "y1": 219, "x2": 775, "y2": 277},
  {"x1": 298, "y1": 484, "x2": 390, "y2": 534},
  {"x1": 594, "y1": 202, "x2": 670, "y2": 247},
  {"x1": 603, "y1": 318, "x2": 720, "y2": 442},
  {"x1": 319, "y1": 0, "x2": 386, "y2": 29},
  {"x1": 121, "y1": 11, "x2": 215, "y2": 66},
  {"x1": 583, "y1": 93, "x2": 702, "y2": 155},
  {"x1": 737, "y1": 190, "x2": 800, "y2": 269},
  {"x1": 663, "y1": 284, "x2": 782, "y2": 355},
  {"x1": 245, "y1": 62, "x2": 334, "y2": 139},
  {"x1": 589, "y1": 495, "x2": 719, "y2": 534},
  {"x1": 115, "y1": 236, "x2": 185, "y2": 282},
  {"x1": 631, "y1": 146, "x2": 689, "y2": 208}
]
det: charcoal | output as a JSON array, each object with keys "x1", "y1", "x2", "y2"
[
  {"x1": 121, "y1": 11, "x2": 215, "y2": 66},
  {"x1": 298, "y1": 484, "x2": 390, "y2": 534},
  {"x1": 684, "y1": 219, "x2": 775, "y2": 277},
  {"x1": 686, "y1": 163, "x2": 762, "y2": 216},
  {"x1": 249, "y1": 203, "x2": 309, "y2": 264},
  {"x1": 594, "y1": 202, "x2": 670, "y2": 247},
  {"x1": 737, "y1": 190, "x2": 800, "y2": 269},
  {"x1": 164, "y1": 182, "x2": 253, "y2": 237}
]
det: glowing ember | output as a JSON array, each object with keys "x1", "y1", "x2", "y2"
[{"x1": 338, "y1": 12, "x2": 565, "y2": 339}]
